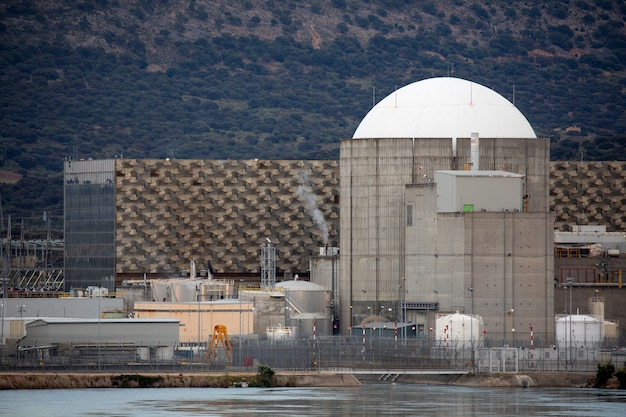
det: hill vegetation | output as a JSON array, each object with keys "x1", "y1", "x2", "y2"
[{"x1": 1, "y1": 0, "x2": 625, "y2": 225}]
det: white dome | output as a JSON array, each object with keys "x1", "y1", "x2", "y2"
[{"x1": 352, "y1": 77, "x2": 537, "y2": 139}]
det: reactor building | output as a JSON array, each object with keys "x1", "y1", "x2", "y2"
[{"x1": 338, "y1": 77, "x2": 554, "y2": 344}]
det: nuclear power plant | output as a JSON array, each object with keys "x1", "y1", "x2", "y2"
[{"x1": 2, "y1": 77, "x2": 625, "y2": 370}]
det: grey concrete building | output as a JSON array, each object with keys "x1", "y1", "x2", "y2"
[
  {"x1": 17, "y1": 318, "x2": 180, "y2": 365},
  {"x1": 339, "y1": 77, "x2": 554, "y2": 344}
]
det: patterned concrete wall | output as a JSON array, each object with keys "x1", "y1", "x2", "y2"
[
  {"x1": 113, "y1": 159, "x2": 625, "y2": 276},
  {"x1": 551, "y1": 161, "x2": 626, "y2": 232},
  {"x1": 115, "y1": 159, "x2": 339, "y2": 275}
]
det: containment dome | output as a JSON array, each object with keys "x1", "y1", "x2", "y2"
[{"x1": 353, "y1": 77, "x2": 537, "y2": 139}]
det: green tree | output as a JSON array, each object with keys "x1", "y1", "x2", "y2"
[{"x1": 255, "y1": 364, "x2": 276, "y2": 387}]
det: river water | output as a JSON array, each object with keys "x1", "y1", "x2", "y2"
[{"x1": 1, "y1": 384, "x2": 625, "y2": 416}]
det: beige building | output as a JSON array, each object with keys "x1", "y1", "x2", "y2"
[{"x1": 134, "y1": 300, "x2": 254, "y2": 344}]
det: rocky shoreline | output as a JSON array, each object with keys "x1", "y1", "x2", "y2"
[
  {"x1": 0, "y1": 371, "x2": 600, "y2": 390},
  {"x1": 0, "y1": 371, "x2": 362, "y2": 390}
]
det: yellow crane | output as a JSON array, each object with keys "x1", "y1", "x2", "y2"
[{"x1": 205, "y1": 325, "x2": 233, "y2": 365}]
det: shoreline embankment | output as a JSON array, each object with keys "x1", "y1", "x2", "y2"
[{"x1": 0, "y1": 371, "x2": 596, "y2": 390}]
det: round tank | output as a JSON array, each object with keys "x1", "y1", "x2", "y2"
[
  {"x1": 589, "y1": 299, "x2": 605, "y2": 322},
  {"x1": 276, "y1": 280, "x2": 330, "y2": 314},
  {"x1": 436, "y1": 312, "x2": 484, "y2": 347},
  {"x1": 556, "y1": 314, "x2": 602, "y2": 348},
  {"x1": 603, "y1": 320, "x2": 619, "y2": 341}
]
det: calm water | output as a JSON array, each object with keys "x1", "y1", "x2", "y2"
[{"x1": 1, "y1": 384, "x2": 625, "y2": 416}]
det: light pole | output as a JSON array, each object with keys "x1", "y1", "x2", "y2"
[
  {"x1": 349, "y1": 305, "x2": 353, "y2": 328},
  {"x1": 196, "y1": 286, "x2": 201, "y2": 364},
  {"x1": 566, "y1": 277, "x2": 573, "y2": 369},
  {"x1": 511, "y1": 309, "x2": 515, "y2": 335},
  {"x1": 97, "y1": 294, "x2": 101, "y2": 371},
  {"x1": 0, "y1": 303, "x2": 4, "y2": 361},
  {"x1": 239, "y1": 297, "x2": 243, "y2": 367},
  {"x1": 467, "y1": 287, "x2": 474, "y2": 368}
]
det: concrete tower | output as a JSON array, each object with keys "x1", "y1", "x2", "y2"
[{"x1": 339, "y1": 77, "x2": 554, "y2": 344}]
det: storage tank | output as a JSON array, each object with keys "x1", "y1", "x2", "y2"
[
  {"x1": 276, "y1": 280, "x2": 330, "y2": 314},
  {"x1": 436, "y1": 312, "x2": 484, "y2": 347},
  {"x1": 555, "y1": 314, "x2": 602, "y2": 348},
  {"x1": 603, "y1": 320, "x2": 619, "y2": 342},
  {"x1": 276, "y1": 280, "x2": 332, "y2": 337}
]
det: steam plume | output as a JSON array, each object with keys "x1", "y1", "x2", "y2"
[{"x1": 296, "y1": 172, "x2": 329, "y2": 244}]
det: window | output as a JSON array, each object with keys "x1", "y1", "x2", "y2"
[{"x1": 407, "y1": 204, "x2": 413, "y2": 226}]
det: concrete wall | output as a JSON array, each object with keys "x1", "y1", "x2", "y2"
[
  {"x1": 464, "y1": 212, "x2": 555, "y2": 344},
  {"x1": 339, "y1": 137, "x2": 551, "y2": 336},
  {"x1": 405, "y1": 185, "x2": 465, "y2": 311},
  {"x1": 478, "y1": 138, "x2": 550, "y2": 213}
]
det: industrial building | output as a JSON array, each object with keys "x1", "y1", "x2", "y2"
[
  {"x1": 133, "y1": 299, "x2": 254, "y2": 344},
  {"x1": 17, "y1": 318, "x2": 180, "y2": 365},
  {"x1": 63, "y1": 159, "x2": 339, "y2": 291}
]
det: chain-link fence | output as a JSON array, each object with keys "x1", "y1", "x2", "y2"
[{"x1": 4, "y1": 335, "x2": 624, "y2": 373}]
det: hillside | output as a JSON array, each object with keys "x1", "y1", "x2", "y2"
[{"x1": 1, "y1": 0, "x2": 625, "y2": 225}]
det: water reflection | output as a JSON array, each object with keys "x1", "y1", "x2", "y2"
[{"x1": 1, "y1": 384, "x2": 625, "y2": 417}]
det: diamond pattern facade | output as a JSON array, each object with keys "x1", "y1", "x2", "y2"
[
  {"x1": 115, "y1": 159, "x2": 339, "y2": 275},
  {"x1": 551, "y1": 161, "x2": 626, "y2": 231}
]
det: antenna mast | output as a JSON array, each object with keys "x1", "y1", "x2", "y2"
[{"x1": 372, "y1": 86, "x2": 376, "y2": 108}]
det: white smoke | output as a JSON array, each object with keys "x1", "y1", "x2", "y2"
[{"x1": 296, "y1": 172, "x2": 329, "y2": 245}]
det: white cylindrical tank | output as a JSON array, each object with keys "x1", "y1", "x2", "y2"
[
  {"x1": 436, "y1": 312, "x2": 483, "y2": 347},
  {"x1": 555, "y1": 314, "x2": 602, "y2": 348}
]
